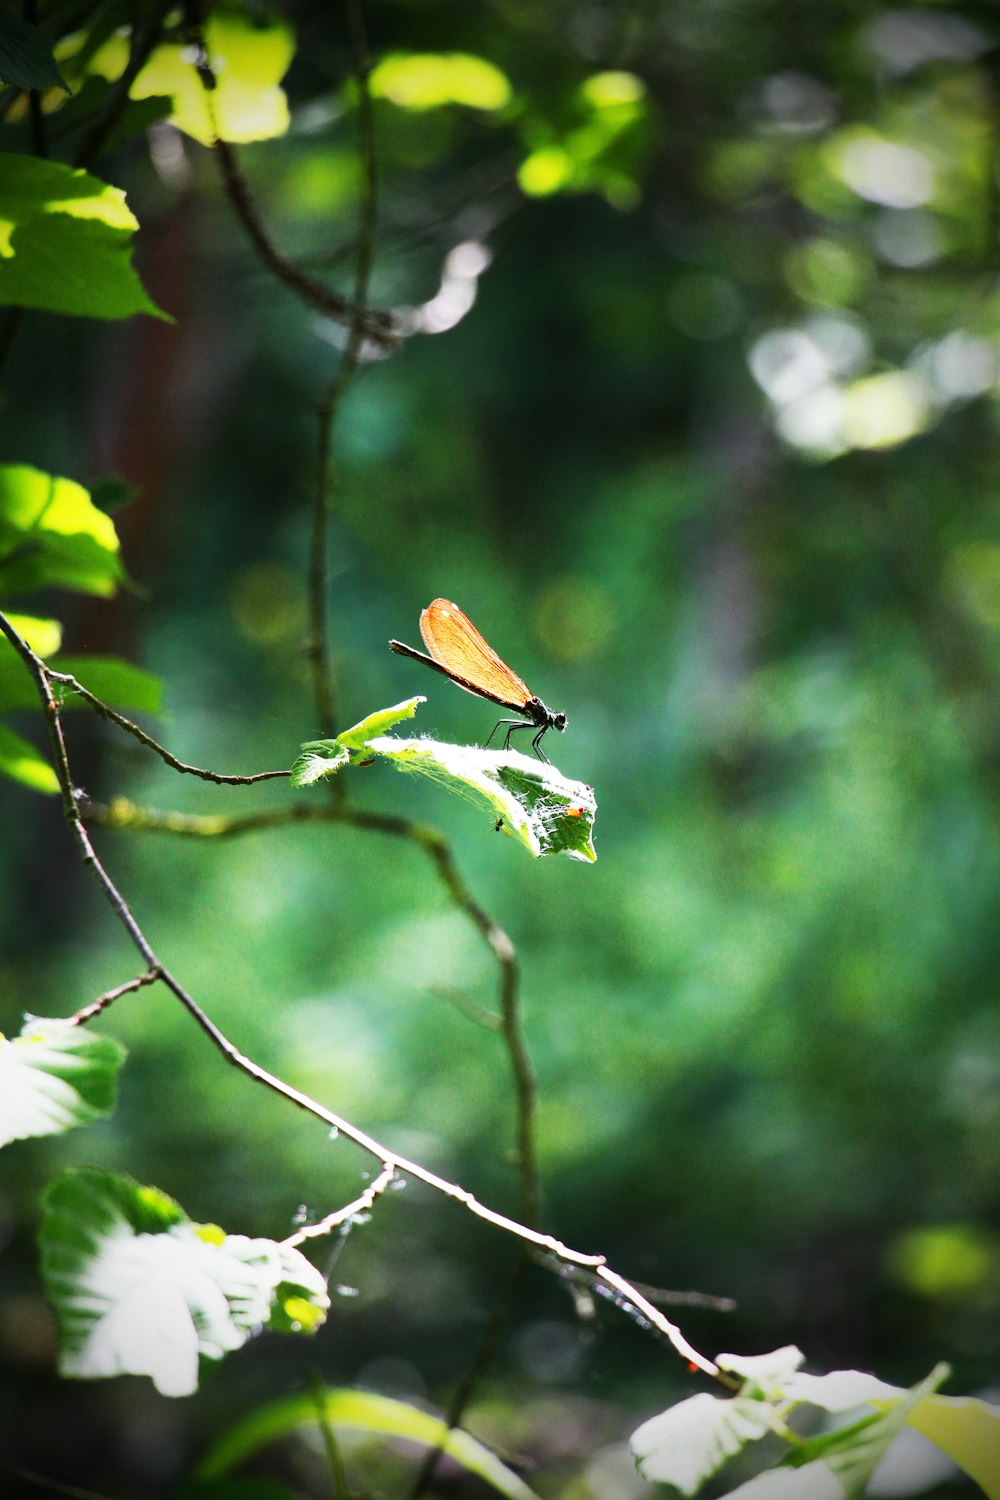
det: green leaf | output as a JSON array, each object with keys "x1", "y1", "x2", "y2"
[
  {"x1": 0, "y1": 155, "x2": 164, "y2": 320},
  {"x1": 0, "y1": 464, "x2": 123, "y2": 596},
  {"x1": 782, "y1": 1368, "x2": 907, "y2": 1412},
  {"x1": 518, "y1": 70, "x2": 650, "y2": 209},
  {"x1": 290, "y1": 696, "x2": 426, "y2": 784},
  {"x1": 335, "y1": 695, "x2": 427, "y2": 750},
  {"x1": 289, "y1": 742, "x2": 350, "y2": 786},
  {"x1": 367, "y1": 736, "x2": 598, "y2": 861},
  {"x1": 0, "y1": 721, "x2": 57, "y2": 792},
  {"x1": 718, "y1": 1347, "x2": 806, "y2": 1400},
  {"x1": 199, "y1": 1386, "x2": 541, "y2": 1500},
  {"x1": 52, "y1": 656, "x2": 164, "y2": 715},
  {"x1": 0, "y1": 1018, "x2": 125, "y2": 1147},
  {"x1": 370, "y1": 53, "x2": 512, "y2": 111},
  {"x1": 293, "y1": 702, "x2": 597, "y2": 858},
  {"x1": 904, "y1": 1392, "x2": 1000, "y2": 1500},
  {"x1": 631, "y1": 1392, "x2": 775, "y2": 1494},
  {"x1": 87, "y1": 8, "x2": 295, "y2": 146},
  {"x1": 0, "y1": 8, "x2": 69, "y2": 92},
  {"x1": 719, "y1": 1462, "x2": 845, "y2": 1500},
  {"x1": 39, "y1": 1169, "x2": 330, "y2": 1397},
  {"x1": 784, "y1": 1366, "x2": 951, "y2": 1499}
]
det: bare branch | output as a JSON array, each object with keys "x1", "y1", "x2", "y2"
[
  {"x1": 69, "y1": 967, "x2": 162, "y2": 1026},
  {"x1": 284, "y1": 1165, "x2": 398, "y2": 1248},
  {"x1": 0, "y1": 606, "x2": 722, "y2": 1383},
  {"x1": 49, "y1": 671, "x2": 290, "y2": 784}
]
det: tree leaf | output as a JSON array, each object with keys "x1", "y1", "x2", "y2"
[
  {"x1": 370, "y1": 53, "x2": 512, "y2": 111},
  {"x1": 779, "y1": 1366, "x2": 951, "y2": 1499},
  {"x1": 290, "y1": 696, "x2": 427, "y2": 784},
  {"x1": 289, "y1": 742, "x2": 350, "y2": 786},
  {"x1": 0, "y1": 721, "x2": 57, "y2": 791},
  {"x1": 199, "y1": 1386, "x2": 541, "y2": 1500},
  {"x1": 293, "y1": 706, "x2": 597, "y2": 859},
  {"x1": 367, "y1": 736, "x2": 598, "y2": 861},
  {"x1": 0, "y1": 155, "x2": 165, "y2": 320},
  {"x1": 87, "y1": 9, "x2": 295, "y2": 146},
  {"x1": 0, "y1": 464, "x2": 123, "y2": 597},
  {"x1": 631, "y1": 1392, "x2": 775, "y2": 1493},
  {"x1": 0, "y1": 8, "x2": 69, "y2": 92},
  {"x1": 719, "y1": 1461, "x2": 845, "y2": 1500},
  {"x1": 0, "y1": 1018, "x2": 125, "y2": 1146},
  {"x1": 903, "y1": 1391, "x2": 1000, "y2": 1500},
  {"x1": 39, "y1": 1169, "x2": 330, "y2": 1398},
  {"x1": 719, "y1": 1347, "x2": 806, "y2": 1399},
  {"x1": 335, "y1": 695, "x2": 427, "y2": 751},
  {"x1": 782, "y1": 1368, "x2": 907, "y2": 1412}
]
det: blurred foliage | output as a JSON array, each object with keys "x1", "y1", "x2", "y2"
[{"x1": 1, "y1": 0, "x2": 1000, "y2": 1495}]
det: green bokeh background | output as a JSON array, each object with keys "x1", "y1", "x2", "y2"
[{"x1": 2, "y1": 0, "x2": 999, "y2": 1494}]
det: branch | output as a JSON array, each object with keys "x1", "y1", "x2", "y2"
[
  {"x1": 183, "y1": 3, "x2": 398, "y2": 356},
  {"x1": 48, "y1": 671, "x2": 290, "y2": 784},
  {"x1": 306, "y1": 0, "x2": 384, "y2": 741},
  {"x1": 86, "y1": 793, "x2": 540, "y2": 1227},
  {"x1": 73, "y1": 0, "x2": 172, "y2": 170},
  {"x1": 0, "y1": 608, "x2": 721, "y2": 1382},
  {"x1": 69, "y1": 967, "x2": 162, "y2": 1026},
  {"x1": 284, "y1": 1164, "x2": 397, "y2": 1248}
]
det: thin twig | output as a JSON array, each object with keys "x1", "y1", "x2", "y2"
[
  {"x1": 285, "y1": 1164, "x2": 397, "y2": 1248},
  {"x1": 0, "y1": 606, "x2": 722, "y2": 1383},
  {"x1": 48, "y1": 672, "x2": 290, "y2": 784},
  {"x1": 183, "y1": 2, "x2": 398, "y2": 354},
  {"x1": 210, "y1": 132, "x2": 398, "y2": 350},
  {"x1": 86, "y1": 794, "x2": 541, "y2": 1224},
  {"x1": 306, "y1": 0, "x2": 383, "y2": 740},
  {"x1": 69, "y1": 967, "x2": 162, "y2": 1026}
]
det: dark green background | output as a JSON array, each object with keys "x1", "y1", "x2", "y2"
[{"x1": 1, "y1": 0, "x2": 999, "y2": 1494}]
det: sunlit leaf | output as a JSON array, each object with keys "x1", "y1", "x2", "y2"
[
  {"x1": 720, "y1": 1461, "x2": 845, "y2": 1500},
  {"x1": 370, "y1": 736, "x2": 597, "y2": 860},
  {"x1": 291, "y1": 696, "x2": 428, "y2": 785},
  {"x1": 0, "y1": 464, "x2": 122, "y2": 597},
  {"x1": 517, "y1": 71, "x2": 649, "y2": 208},
  {"x1": 719, "y1": 1347, "x2": 806, "y2": 1397},
  {"x1": 289, "y1": 742, "x2": 350, "y2": 786},
  {"x1": 0, "y1": 155, "x2": 164, "y2": 320},
  {"x1": 335, "y1": 696, "x2": 427, "y2": 750},
  {"x1": 370, "y1": 52, "x2": 511, "y2": 112},
  {"x1": 88, "y1": 8, "x2": 294, "y2": 145},
  {"x1": 0, "y1": 8, "x2": 69, "y2": 91},
  {"x1": 792, "y1": 1365, "x2": 950, "y2": 1497},
  {"x1": 0, "y1": 1018, "x2": 125, "y2": 1147},
  {"x1": 40, "y1": 1169, "x2": 330, "y2": 1397},
  {"x1": 631, "y1": 1391, "x2": 775, "y2": 1493},
  {"x1": 199, "y1": 1386, "x2": 540, "y2": 1500},
  {"x1": 0, "y1": 722, "x2": 57, "y2": 792},
  {"x1": 903, "y1": 1392, "x2": 1000, "y2": 1500}
]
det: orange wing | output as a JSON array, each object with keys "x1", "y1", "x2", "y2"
[{"x1": 419, "y1": 599, "x2": 532, "y2": 708}]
